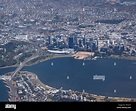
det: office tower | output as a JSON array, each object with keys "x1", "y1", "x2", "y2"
[
  {"x1": 68, "y1": 37, "x2": 74, "y2": 48},
  {"x1": 83, "y1": 37, "x2": 86, "y2": 46},
  {"x1": 48, "y1": 36, "x2": 51, "y2": 45},
  {"x1": 79, "y1": 39, "x2": 82, "y2": 47}
]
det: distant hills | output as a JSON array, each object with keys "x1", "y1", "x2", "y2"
[{"x1": 1, "y1": 0, "x2": 136, "y2": 5}]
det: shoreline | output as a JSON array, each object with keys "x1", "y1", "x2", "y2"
[
  {"x1": 1, "y1": 80, "x2": 11, "y2": 101},
  {"x1": 21, "y1": 72, "x2": 136, "y2": 101},
  {"x1": 0, "y1": 54, "x2": 136, "y2": 70},
  {"x1": 0, "y1": 65, "x2": 17, "y2": 69},
  {"x1": 0, "y1": 54, "x2": 136, "y2": 101},
  {"x1": 28, "y1": 75, "x2": 136, "y2": 101},
  {"x1": 0, "y1": 54, "x2": 73, "y2": 70},
  {"x1": 29, "y1": 71, "x2": 55, "y2": 90},
  {"x1": 2, "y1": 71, "x2": 136, "y2": 102},
  {"x1": 108, "y1": 55, "x2": 136, "y2": 61}
]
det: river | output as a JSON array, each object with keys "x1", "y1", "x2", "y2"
[
  {"x1": 0, "y1": 57, "x2": 136, "y2": 101},
  {"x1": 0, "y1": 68, "x2": 15, "y2": 101}
]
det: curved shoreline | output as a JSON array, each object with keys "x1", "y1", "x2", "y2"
[
  {"x1": 1, "y1": 54, "x2": 136, "y2": 101},
  {"x1": 0, "y1": 54, "x2": 73, "y2": 69},
  {"x1": 29, "y1": 72, "x2": 55, "y2": 90},
  {"x1": 22, "y1": 72, "x2": 136, "y2": 102},
  {"x1": 26, "y1": 72, "x2": 136, "y2": 100},
  {"x1": 3, "y1": 71, "x2": 136, "y2": 102},
  {"x1": 1, "y1": 80, "x2": 11, "y2": 101},
  {"x1": 0, "y1": 54, "x2": 136, "y2": 70},
  {"x1": 2, "y1": 71, "x2": 136, "y2": 102}
]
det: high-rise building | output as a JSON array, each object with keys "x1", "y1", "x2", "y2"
[
  {"x1": 68, "y1": 37, "x2": 74, "y2": 48},
  {"x1": 73, "y1": 36, "x2": 78, "y2": 45},
  {"x1": 53, "y1": 38, "x2": 57, "y2": 46},
  {"x1": 83, "y1": 37, "x2": 86, "y2": 46},
  {"x1": 78, "y1": 39, "x2": 82, "y2": 47},
  {"x1": 48, "y1": 36, "x2": 51, "y2": 45}
]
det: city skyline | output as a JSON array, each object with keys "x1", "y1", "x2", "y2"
[{"x1": 0, "y1": 0, "x2": 136, "y2": 104}]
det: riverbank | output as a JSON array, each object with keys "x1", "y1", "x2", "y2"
[
  {"x1": 2, "y1": 71, "x2": 55, "y2": 101},
  {"x1": 2, "y1": 80, "x2": 15, "y2": 102},
  {"x1": 108, "y1": 55, "x2": 136, "y2": 61},
  {"x1": 3, "y1": 71, "x2": 136, "y2": 102},
  {"x1": 23, "y1": 72, "x2": 136, "y2": 102},
  {"x1": 0, "y1": 65, "x2": 17, "y2": 69},
  {"x1": 0, "y1": 53, "x2": 135, "y2": 70},
  {"x1": 29, "y1": 72, "x2": 55, "y2": 90},
  {"x1": 72, "y1": 51, "x2": 94, "y2": 60},
  {"x1": 1, "y1": 53, "x2": 136, "y2": 101},
  {"x1": 0, "y1": 54, "x2": 73, "y2": 70},
  {"x1": 26, "y1": 54, "x2": 73, "y2": 67}
]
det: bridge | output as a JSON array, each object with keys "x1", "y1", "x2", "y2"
[
  {"x1": 9, "y1": 54, "x2": 40, "y2": 81},
  {"x1": 7, "y1": 52, "x2": 73, "y2": 81}
]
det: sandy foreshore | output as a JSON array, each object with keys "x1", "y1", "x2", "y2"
[{"x1": 73, "y1": 51, "x2": 95, "y2": 60}]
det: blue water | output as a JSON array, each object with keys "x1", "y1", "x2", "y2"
[
  {"x1": 23, "y1": 57, "x2": 136, "y2": 98},
  {"x1": 0, "y1": 68, "x2": 15, "y2": 101},
  {"x1": 0, "y1": 58, "x2": 136, "y2": 101}
]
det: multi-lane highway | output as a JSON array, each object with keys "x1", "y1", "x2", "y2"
[
  {"x1": 9, "y1": 52, "x2": 73, "y2": 81},
  {"x1": 9, "y1": 54, "x2": 40, "y2": 80}
]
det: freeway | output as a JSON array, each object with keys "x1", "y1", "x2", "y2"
[
  {"x1": 9, "y1": 54, "x2": 40, "y2": 81},
  {"x1": 6, "y1": 80, "x2": 17, "y2": 101},
  {"x1": 9, "y1": 52, "x2": 73, "y2": 81}
]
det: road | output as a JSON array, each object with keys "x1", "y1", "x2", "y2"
[
  {"x1": 6, "y1": 80, "x2": 17, "y2": 101},
  {"x1": 9, "y1": 54, "x2": 40, "y2": 80},
  {"x1": 9, "y1": 52, "x2": 73, "y2": 81}
]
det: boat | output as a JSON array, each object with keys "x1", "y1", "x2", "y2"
[
  {"x1": 114, "y1": 62, "x2": 116, "y2": 66},
  {"x1": 67, "y1": 76, "x2": 69, "y2": 79},
  {"x1": 130, "y1": 76, "x2": 132, "y2": 79}
]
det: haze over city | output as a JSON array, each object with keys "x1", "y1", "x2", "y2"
[{"x1": 0, "y1": 0, "x2": 136, "y2": 102}]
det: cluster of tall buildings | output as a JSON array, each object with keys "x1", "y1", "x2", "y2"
[
  {"x1": 45, "y1": 33, "x2": 136, "y2": 57},
  {"x1": 46, "y1": 35, "x2": 98, "y2": 52}
]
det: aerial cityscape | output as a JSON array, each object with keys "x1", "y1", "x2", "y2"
[{"x1": 0, "y1": 0, "x2": 136, "y2": 102}]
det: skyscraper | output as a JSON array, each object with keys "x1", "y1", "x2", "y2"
[
  {"x1": 83, "y1": 37, "x2": 86, "y2": 46},
  {"x1": 68, "y1": 37, "x2": 74, "y2": 48},
  {"x1": 79, "y1": 39, "x2": 82, "y2": 47},
  {"x1": 48, "y1": 36, "x2": 51, "y2": 45}
]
